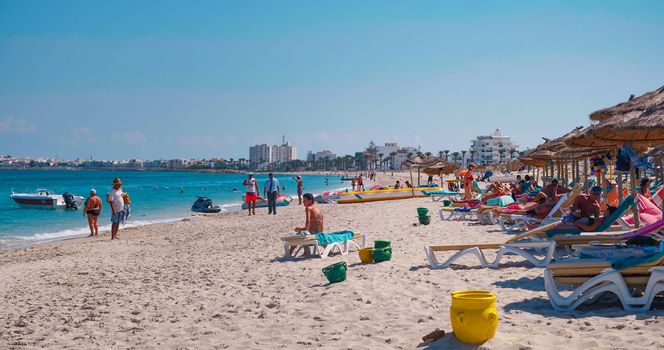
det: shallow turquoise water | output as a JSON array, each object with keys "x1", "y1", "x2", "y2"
[{"x1": 0, "y1": 170, "x2": 346, "y2": 247}]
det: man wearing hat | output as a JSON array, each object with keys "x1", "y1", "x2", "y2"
[
  {"x1": 243, "y1": 173, "x2": 259, "y2": 215},
  {"x1": 107, "y1": 178, "x2": 125, "y2": 240}
]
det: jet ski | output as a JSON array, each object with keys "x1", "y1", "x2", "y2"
[{"x1": 191, "y1": 196, "x2": 222, "y2": 213}]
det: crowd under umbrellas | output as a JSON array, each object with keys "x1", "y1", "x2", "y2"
[{"x1": 520, "y1": 84, "x2": 664, "y2": 227}]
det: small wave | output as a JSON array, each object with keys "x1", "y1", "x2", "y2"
[{"x1": 0, "y1": 217, "x2": 183, "y2": 249}]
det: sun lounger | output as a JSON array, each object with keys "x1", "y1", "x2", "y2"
[
  {"x1": 424, "y1": 222, "x2": 561, "y2": 269},
  {"x1": 281, "y1": 231, "x2": 366, "y2": 259},
  {"x1": 551, "y1": 218, "x2": 664, "y2": 247},
  {"x1": 498, "y1": 184, "x2": 584, "y2": 232},
  {"x1": 440, "y1": 207, "x2": 479, "y2": 221},
  {"x1": 544, "y1": 245, "x2": 664, "y2": 311},
  {"x1": 423, "y1": 190, "x2": 462, "y2": 202},
  {"x1": 543, "y1": 196, "x2": 634, "y2": 238}
]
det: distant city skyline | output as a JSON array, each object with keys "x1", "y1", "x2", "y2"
[{"x1": 2, "y1": 1, "x2": 663, "y2": 160}]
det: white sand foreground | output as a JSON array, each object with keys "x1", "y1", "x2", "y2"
[{"x1": 2, "y1": 192, "x2": 664, "y2": 349}]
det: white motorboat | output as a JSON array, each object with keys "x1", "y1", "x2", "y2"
[{"x1": 10, "y1": 189, "x2": 84, "y2": 209}]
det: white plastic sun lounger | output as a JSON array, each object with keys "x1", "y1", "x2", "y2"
[
  {"x1": 499, "y1": 184, "x2": 583, "y2": 232},
  {"x1": 281, "y1": 232, "x2": 366, "y2": 259},
  {"x1": 544, "y1": 265, "x2": 664, "y2": 312},
  {"x1": 424, "y1": 222, "x2": 560, "y2": 269}
]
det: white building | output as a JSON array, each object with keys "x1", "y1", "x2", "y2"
[
  {"x1": 470, "y1": 129, "x2": 519, "y2": 165},
  {"x1": 307, "y1": 150, "x2": 337, "y2": 162},
  {"x1": 272, "y1": 142, "x2": 297, "y2": 163},
  {"x1": 249, "y1": 139, "x2": 297, "y2": 165},
  {"x1": 249, "y1": 144, "x2": 273, "y2": 164}
]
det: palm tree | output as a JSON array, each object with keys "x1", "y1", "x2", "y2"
[
  {"x1": 438, "y1": 151, "x2": 444, "y2": 159},
  {"x1": 461, "y1": 150, "x2": 467, "y2": 166},
  {"x1": 377, "y1": 153, "x2": 384, "y2": 170},
  {"x1": 443, "y1": 150, "x2": 450, "y2": 161},
  {"x1": 510, "y1": 148, "x2": 518, "y2": 160},
  {"x1": 424, "y1": 151, "x2": 432, "y2": 159},
  {"x1": 451, "y1": 152, "x2": 460, "y2": 164},
  {"x1": 498, "y1": 149, "x2": 506, "y2": 164},
  {"x1": 389, "y1": 151, "x2": 397, "y2": 170},
  {"x1": 469, "y1": 149, "x2": 476, "y2": 162}
]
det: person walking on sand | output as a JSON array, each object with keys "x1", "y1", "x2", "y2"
[
  {"x1": 351, "y1": 177, "x2": 356, "y2": 191},
  {"x1": 243, "y1": 173, "x2": 259, "y2": 215},
  {"x1": 264, "y1": 173, "x2": 280, "y2": 215},
  {"x1": 293, "y1": 175, "x2": 304, "y2": 205},
  {"x1": 83, "y1": 189, "x2": 102, "y2": 236},
  {"x1": 107, "y1": 178, "x2": 124, "y2": 240}
]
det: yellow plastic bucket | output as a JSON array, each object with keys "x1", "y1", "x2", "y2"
[
  {"x1": 358, "y1": 247, "x2": 374, "y2": 263},
  {"x1": 450, "y1": 290, "x2": 498, "y2": 344}
]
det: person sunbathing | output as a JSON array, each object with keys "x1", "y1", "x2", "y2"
[
  {"x1": 293, "y1": 193, "x2": 324, "y2": 234},
  {"x1": 537, "y1": 179, "x2": 570, "y2": 203},
  {"x1": 554, "y1": 206, "x2": 618, "y2": 231},
  {"x1": 480, "y1": 181, "x2": 511, "y2": 202}
]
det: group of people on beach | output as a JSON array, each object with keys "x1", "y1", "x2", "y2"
[{"x1": 82, "y1": 177, "x2": 131, "y2": 240}]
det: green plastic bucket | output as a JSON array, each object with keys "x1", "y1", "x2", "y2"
[
  {"x1": 374, "y1": 240, "x2": 391, "y2": 249},
  {"x1": 322, "y1": 261, "x2": 347, "y2": 284},
  {"x1": 442, "y1": 200, "x2": 452, "y2": 207},
  {"x1": 373, "y1": 247, "x2": 392, "y2": 262},
  {"x1": 417, "y1": 207, "x2": 429, "y2": 216},
  {"x1": 418, "y1": 215, "x2": 431, "y2": 225}
]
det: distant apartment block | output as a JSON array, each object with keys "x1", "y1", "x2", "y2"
[
  {"x1": 249, "y1": 138, "x2": 297, "y2": 164},
  {"x1": 470, "y1": 129, "x2": 519, "y2": 165},
  {"x1": 307, "y1": 150, "x2": 337, "y2": 162}
]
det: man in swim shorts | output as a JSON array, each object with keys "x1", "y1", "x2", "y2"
[{"x1": 243, "y1": 173, "x2": 259, "y2": 215}]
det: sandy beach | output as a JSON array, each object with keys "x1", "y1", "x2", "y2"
[{"x1": 1, "y1": 172, "x2": 663, "y2": 349}]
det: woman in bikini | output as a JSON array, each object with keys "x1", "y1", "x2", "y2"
[
  {"x1": 83, "y1": 189, "x2": 102, "y2": 236},
  {"x1": 463, "y1": 163, "x2": 476, "y2": 200}
]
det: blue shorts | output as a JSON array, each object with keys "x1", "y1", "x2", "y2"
[{"x1": 111, "y1": 212, "x2": 122, "y2": 223}]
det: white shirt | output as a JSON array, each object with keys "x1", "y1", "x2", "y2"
[
  {"x1": 108, "y1": 188, "x2": 125, "y2": 213},
  {"x1": 245, "y1": 178, "x2": 256, "y2": 193}
]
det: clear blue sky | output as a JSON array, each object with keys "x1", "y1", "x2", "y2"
[{"x1": 1, "y1": 0, "x2": 663, "y2": 160}]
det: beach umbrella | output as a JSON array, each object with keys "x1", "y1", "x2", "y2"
[
  {"x1": 565, "y1": 86, "x2": 664, "y2": 148},
  {"x1": 565, "y1": 85, "x2": 664, "y2": 227}
]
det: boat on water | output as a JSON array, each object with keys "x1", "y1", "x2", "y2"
[
  {"x1": 191, "y1": 196, "x2": 222, "y2": 213},
  {"x1": 319, "y1": 186, "x2": 443, "y2": 204},
  {"x1": 10, "y1": 189, "x2": 84, "y2": 209},
  {"x1": 241, "y1": 194, "x2": 292, "y2": 210}
]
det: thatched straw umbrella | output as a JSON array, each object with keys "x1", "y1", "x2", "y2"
[
  {"x1": 565, "y1": 85, "x2": 664, "y2": 226},
  {"x1": 566, "y1": 86, "x2": 664, "y2": 148},
  {"x1": 423, "y1": 161, "x2": 461, "y2": 188}
]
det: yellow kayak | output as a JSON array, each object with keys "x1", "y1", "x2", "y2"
[{"x1": 336, "y1": 187, "x2": 443, "y2": 204}]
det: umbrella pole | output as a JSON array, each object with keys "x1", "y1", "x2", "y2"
[
  {"x1": 617, "y1": 171, "x2": 624, "y2": 203},
  {"x1": 584, "y1": 158, "x2": 589, "y2": 193},
  {"x1": 630, "y1": 165, "x2": 640, "y2": 228},
  {"x1": 575, "y1": 159, "x2": 580, "y2": 186},
  {"x1": 417, "y1": 167, "x2": 421, "y2": 188},
  {"x1": 409, "y1": 167, "x2": 415, "y2": 197}
]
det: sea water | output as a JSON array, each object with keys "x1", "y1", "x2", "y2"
[{"x1": 0, "y1": 169, "x2": 349, "y2": 248}]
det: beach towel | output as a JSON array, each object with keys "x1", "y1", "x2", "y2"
[
  {"x1": 486, "y1": 195, "x2": 515, "y2": 207},
  {"x1": 610, "y1": 243, "x2": 664, "y2": 271},
  {"x1": 423, "y1": 190, "x2": 459, "y2": 196},
  {"x1": 316, "y1": 231, "x2": 355, "y2": 246},
  {"x1": 623, "y1": 193, "x2": 663, "y2": 226}
]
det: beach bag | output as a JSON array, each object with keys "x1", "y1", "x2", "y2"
[{"x1": 122, "y1": 192, "x2": 131, "y2": 204}]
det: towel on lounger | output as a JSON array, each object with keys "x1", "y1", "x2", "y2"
[{"x1": 316, "y1": 231, "x2": 355, "y2": 246}]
